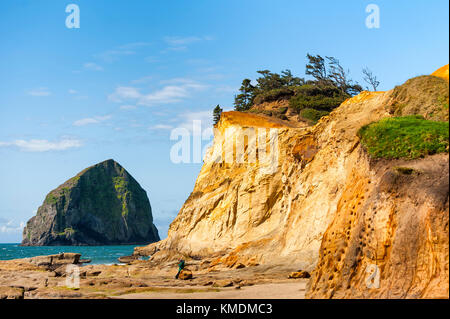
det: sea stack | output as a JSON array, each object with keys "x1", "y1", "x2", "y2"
[{"x1": 22, "y1": 159, "x2": 160, "y2": 246}]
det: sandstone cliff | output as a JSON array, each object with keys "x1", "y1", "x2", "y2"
[
  {"x1": 22, "y1": 159, "x2": 160, "y2": 246},
  {"x1": 136, "y1": 65, "x2": 449, "y2": 298}
]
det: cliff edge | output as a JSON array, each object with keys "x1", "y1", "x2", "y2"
[{"x1": 136, "y1": 65, "x2": 449, "y2": 298}]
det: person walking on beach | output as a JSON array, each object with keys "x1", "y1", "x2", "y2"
[{"x1": 175, "y1": 259, "x2": 185, "y2": 279}]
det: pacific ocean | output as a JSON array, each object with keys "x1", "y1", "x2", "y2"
[{"x1": 0, "y1": 243, "x2": 147, "y2": 264}]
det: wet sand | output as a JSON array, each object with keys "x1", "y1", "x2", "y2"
[{"x1": 115, "y1": 281, "x2": 307, "y2": 299}]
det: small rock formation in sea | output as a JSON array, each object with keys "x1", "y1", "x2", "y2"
[
  {"x1": 22, "y1": 159, "x2": 160, "y2": 246},
  {"x1": 135, "y1": 65, "x2": 449, "y2": 298}
]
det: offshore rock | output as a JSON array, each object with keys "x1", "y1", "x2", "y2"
[{"x1": 22, "y1": 159, "x2": 159, "y2": 246}]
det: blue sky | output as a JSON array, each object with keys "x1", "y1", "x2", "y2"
[{"x1": 0, "y1": 0, "x2": 448, "y2": 242}]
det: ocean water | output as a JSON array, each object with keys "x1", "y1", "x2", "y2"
[{"x1": 0, "y1": 243, "x2": 146, "y2": 265}]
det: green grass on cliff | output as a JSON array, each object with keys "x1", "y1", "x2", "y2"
[
  {"x1": 113, "y1": 176, "x2": 131, "y2": 217},
  {"x1": 358, "y1": 115, "x2": 449, "y2": 159}
]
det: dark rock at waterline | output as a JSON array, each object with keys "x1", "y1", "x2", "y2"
[
  {"x1": 118, "y1": 255, "x2": 138, "y2": 264},
  {"x1": 22, "y1": 159, "x2": 160, "y2": 246}
]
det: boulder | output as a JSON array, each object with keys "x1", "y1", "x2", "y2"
[
  {"x1": 0, "y1": 286, "x2": 24, "y2": 299},
  {"x1": 118, "y1": 255, "x2": 138, "y2": 264},
  {"x1": 27, "y1": 253, "x2": 82, "y2": 270},
  {"x1": 178, "y1": 269, "x2": 193, "y2": 280}
]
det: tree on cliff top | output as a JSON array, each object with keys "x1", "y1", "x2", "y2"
[
  {"x1": 306, "y1": 54, "x2": 362, "y2": 96},
  {"x1": 213, "y1": 105, "x2": 223, "y2": 125},
  {"x1": 362, "y1": 67, "x2": 381, "y2": 91},
  {"x1": 234, "y1": 79, "x2": 255, "y2": 111},
  {"x1": 226, "y1": 53, "x2": 372, "y2": 123}
]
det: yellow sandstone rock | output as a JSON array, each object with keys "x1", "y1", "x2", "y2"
[
  {"x1": 137, "y1": 65, "x2": 449, "y2": 299},
  {"x1": 431, "y1": 64, "x2": 449, "y2": 80}
]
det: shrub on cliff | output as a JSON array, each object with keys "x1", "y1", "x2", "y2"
[
  {"x1": 358, "y1": 116, "x2": 449, "y2": 159},
  {"x1": 289, "y1": 85, "x2": 348, "y2": 113},
  {"x1": 230, "y1": 54, "x2": 364, "y2": 124},
  {"x1": 299, "y1": 108, "x2": 330, "y2": 123},
  {"x1": 253, "y1": 87, "x2": 296, "y2": 104}
]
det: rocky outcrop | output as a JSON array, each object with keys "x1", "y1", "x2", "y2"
[
  {"x1": 135, "y1": 66, "x2": 448, "y2": 298},
  {"x1": 178, "y1": 269, "x2": 193, "y2": 280},
  {"x1": 24, "y1": 253, "x2": 81, "y2": 267},
  {"x1": 22, "y1": 159, "x2": 160, "y2": 246}
]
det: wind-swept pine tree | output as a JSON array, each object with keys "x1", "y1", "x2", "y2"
[
  {"x1": 362, "y1": 67, "x2": 380, "y2": 91},
  {"x1": 234, "y1": 79, "x2": 254, "y2": 111},
  {"x1": 213, "y1": 105, "x2": 223, "y2": 125}
]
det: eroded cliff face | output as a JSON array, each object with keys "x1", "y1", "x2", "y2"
[
  {"x1": 136, "y1": 66, "x2": 449, "y2": 298},
  {"x1": 306, "y1": 153, "x2": 448, "y2": 298}
]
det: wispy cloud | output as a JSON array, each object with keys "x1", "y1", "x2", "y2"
[
  {"x1": 83, "y1": 62, "x2": 103, "y2": 71},
  {"x1": 27, "y1": 87, "x2": 51, "y2": 97},
  {"x1": 131, "y1": 76, "x2": 153, "y2": 84},
  {"x1": 0, "y1": 138, "x2": 82, "y2": 152},
  {"x1": 149, "y1": 124, "x2": 173, "y2": 130},
  {"x1": 178, "y1": 110, "x2": 213, "y2": 132},
  {"x1": 150, "y1": 110, "x2": 213, "y2": 136},
  {"x1": 108, "y1": 87, "x2": 142, "y2": 103},
  {"x1": 108, "y1": 79, "x2": 208, "y2": 106},
  {"x1": 139, "y1": 86, "x2": 190, "y2": 105},
  {"x1": 0, "y1": 219, "x2": 24, "y2": 234},
  {"x1": 118, "y1": 42, "x2": 152, "y2": 50},
  {"x1": 95, "y1": 50, "x2": 135, "y2": 63},
  {"x1": 73, "y1": 115, "x2": 112, "y2": 126},
  {"x1": 119, "y1": 105, "x2": 137, "y2": 110},
  {"x1": 163, "y1": 36, "x2": 213, "y2": 52},
  {"x1": 95, "y1": 42, "x2": 151, "y2": 62},
  {"x1": 68, "y1": 89, "x2": 78, "y2": 94},
  {"x1": 164, "y1": 36, "x2": 212, "y2": 46}
]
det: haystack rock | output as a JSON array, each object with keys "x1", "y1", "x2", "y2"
[
  {"x1": 135, "y1": 65, "x2": 449, "y2": 298},
  {"x1": 22, "y1": 159, "x2": 160, "y2": 246}
]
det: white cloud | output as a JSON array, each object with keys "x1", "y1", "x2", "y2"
[
  {"x1": 95, "y1": 50, "x2": 135, "y2": 63},
  {"x1": 73, "y1": 115, "x2": 112, "y2": 127},
  {"x1": 163, "y1": 36, "x2": 213, "y2": 52},
  {"x1": 118, "y1": 42, "x2": 152, "y2": 50},
  {"x1": 164, "y1": 36, "x2": 202, "y2": 46},
  {"x1": 0, "y1": 219, "x2": 25, "y2": 234},
  {"x1": 68, "y1": 89, "x2": 77, "y2": 94},
  {"x1": 131, "y1": 76, "x2": 153, "y2": 84},
  {"x1": 139, "y1": 86, "x2": 189, "y2": 105},
  {"x1": 108, "y1": 87, "x2": 142, "y2": 103},
  {"x1": 178, "y1": 110, "x2": 213, "y2": 134},
  {"x1": 164, "y1": 46, "x2": 188, "y2": 52},
  {"x1": 164, "y1": 36, "x2": 213, "y2": 46},
  {"x1": 83, "y1": 62, "x2": 103, "y2": 71},
  {"x1": 149, "y1": 124, "x2": 173, "y2": 130},
  {"x1": 120, "y1": 105, "x2": 137, "y2": 110},
  {"x1": 94, "y1": 42, "x2": 151, "y2": 63},
  {"x1": 27, "y1": 87, "x2": 51, "y2": 96},
  {"x1": 0, "y1": 138, "x2": 82, "y2": 152},
  {"x1": 108, "y1": 79, "x2": 208, "y2": 106}
]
